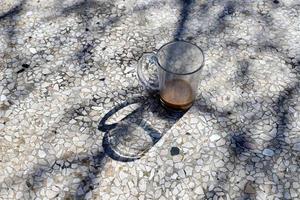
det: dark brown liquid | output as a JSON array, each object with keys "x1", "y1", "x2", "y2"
[{"x1": 160, "y1": 79, "x2": 194, "y2": 110}]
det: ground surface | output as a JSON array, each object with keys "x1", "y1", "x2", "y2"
[{"x1": 0, "y1": 0, "x2": 300, "y2": 199}]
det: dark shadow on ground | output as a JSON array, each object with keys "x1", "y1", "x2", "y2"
[
  {"x1": 0, "y1": 1, "x2": 24, "y2": 23},
  {"x1": 0, "y1": 0, "x2": 31, "y2": 109},
  {"x1": 1, "y1": 0, "x2": 299, "y2": 199},
  {"x1": 73, "y1": 91, "x2": 183, "y2": 198},
  {"x1": 99, "y1": 94, "x2": 184, "y2": 162},
  {"x1": 8, "y1": 86, "x2": 184, "y2": 199},
  {"x1": 195, "y1": 60, "x2": 300, "y2": 198},
  {"x1": 61, "y1": 0, "x2": 106, "y2": 72},
  {"x1": 173, "y1": 0, "x2": 194, "y2": 40}
]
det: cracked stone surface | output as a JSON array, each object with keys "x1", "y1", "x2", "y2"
[{"x1": 1, "y1": 0, "x2": 300, "y2": 199}]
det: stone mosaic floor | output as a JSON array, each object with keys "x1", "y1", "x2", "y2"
[{"x1": 1, "y1": 0, "x2": 300, "y2": 199}]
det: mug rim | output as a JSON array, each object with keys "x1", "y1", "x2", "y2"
[{"x1": 156, "y1": 40, "x2": 205, "y2": 75}]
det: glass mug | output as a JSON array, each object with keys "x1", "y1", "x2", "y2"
[{"x1": 137, "y1": 41, "x2": 204, "y2": 111}]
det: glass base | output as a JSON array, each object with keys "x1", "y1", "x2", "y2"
[{"x1": 160, "y1": 97, "x2": 193, "y2": 111}]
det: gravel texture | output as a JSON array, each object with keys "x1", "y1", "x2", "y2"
[{"x1": 0, "y1": 0, "x2": 300, "y2": 199}]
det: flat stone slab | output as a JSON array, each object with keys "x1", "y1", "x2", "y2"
[{"x1": 0, "y1": 0, "x2": 300, "y2": 199}]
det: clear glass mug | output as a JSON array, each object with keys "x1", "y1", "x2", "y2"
[{"x1": 137, "y1": 41, "x2": 205, "y2": 111}]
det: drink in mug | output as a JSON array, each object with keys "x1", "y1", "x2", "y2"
[{"x1": 160, "y1": 79, "x2": 194, "y2": 110}]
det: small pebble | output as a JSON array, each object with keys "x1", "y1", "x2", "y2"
[
  {"x1": 170, "y1": 147, "x2": 180, "y2": 156},
  {"x1": 262, "y1": 149, "x2": 274, "y2": 157}
]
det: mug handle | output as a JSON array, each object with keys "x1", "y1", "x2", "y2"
[{"x1": 137, "y1": 52, "x2": 160, "y2": 91}]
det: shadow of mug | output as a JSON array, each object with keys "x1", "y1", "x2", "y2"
[{"x1": 98, "y1": 95, "x2": 184, "y2": 162}]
